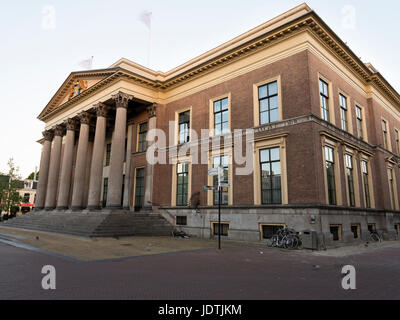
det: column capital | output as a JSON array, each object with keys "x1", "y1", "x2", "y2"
[
  {"x1": 53, "y1": 124, "x2": 64, "y2": 137},
  {"x1": 147, "y1": 102, "x2": 157, "y2": 118},
  {"x1": 42, "y1": 130, "x2": 54, "y2": 141},
  {"x1": 64, "y1": 118, "x2": 78, "y2": 131},
  {"x1": 77, "y1": 111, "x2": 92, "y2": 125},
  {"x1": 111, "y1": 91, "x2": 133, "y2": 109},
  {"x1": 93, "y1": 103, "x2": 109, "y2": 117}
]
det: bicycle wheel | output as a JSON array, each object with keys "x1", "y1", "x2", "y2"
[
  {"x1": 271, "y1": 235, "x2": 279, "y2": 247},
  {"x1": 290, "y1": 236, "x2": 299, "y2": 249}
]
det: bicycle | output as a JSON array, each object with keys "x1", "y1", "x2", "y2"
[
  {"x1": 270, "y1": 227, "x2": 302, "y2": 249},
  {"x1": 368, "y1": 230, "x2": 382, "y2": 242}
]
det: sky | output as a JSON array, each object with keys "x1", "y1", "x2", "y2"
[{"x1": 0, "y1": 0, "x2": 399, "y2": 178}]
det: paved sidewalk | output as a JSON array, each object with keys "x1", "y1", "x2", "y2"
[{"x1": 0, "y1": 226, "x2": 238, "y2": 261}]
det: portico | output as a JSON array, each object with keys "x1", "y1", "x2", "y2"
[{"x1": 35, "y1": 89, "x2": 157, "y2": 212}]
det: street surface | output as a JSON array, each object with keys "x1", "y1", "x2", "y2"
[{"x1": 0, "y1": 234, "x2": 399, "y2": 299}]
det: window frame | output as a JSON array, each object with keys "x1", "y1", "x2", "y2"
[
  {"x1": 171, "y1": 156, "x2": 192, "y2": 207},
  {"x1": 345, "y1": 154, "x2": 355, "y2": 207},
  {"x1": 381, "y1": 118, "x2": 392, "y2": 151},
  {"x1": 207, "y1": 148, "x2": 233, "y2": 206},
  {"x1": 209, "y1": 93, "x2": 231, "y2": 137},
  {"x1": 387, "y1": 164, "x2": 399, "y2": 210},
  {"x1": 253, "y1": 135, "x2": 288, "y2": 205},
  {"x1": 339, "y1": 93, "x2": 349, "y2": 132},
  {"x1": 133, "y1": 167, "x2": 145, "y2": 210},
  {"x1": 211, "y1": 222, "x2": 229, "y2": 237},
  {"x1": 259, "y1": 147, "x2": 282, "y2": 205},
  {"x1": 321, "y1": 135, "x2": 342, "y2": 206},
  {"x1": 318, "y1": 74, "x2": 335, "y2": 125},
  {"x1": 330, "y1": 224, "x2": 342, "y2": 241},
  {"x1": 259, "y1": 223, "x2": 286, "y2": 240},
  {"x1": 253, "y1": 75, "x2": 282, "y2": 127},
  {"x1": 360, "y1": 154, "x2": 375, "y2": 209},
  {"x1": 174, "y1": 106, "x2": 192, "y2": 145},
  {"x1": 136, "y1": 121, "x2": 148, "y2": 153}
]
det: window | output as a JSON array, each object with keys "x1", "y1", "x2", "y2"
[
  {"x1": 345, "y1": 154, "x2": 355, "y2": 207},
  {"x1": 340, "y1": 94, "x2": 348, "y2": 132},
  {"x1": 368, "y1": 224, "x2": 376, "y2": 233},
  {"x1": 105, "y1": 143, "x2": 111, "y2": 166},
  {"x1": 260, "y1": 147, "x2": 281, "y2": 204},
  {"x1": 261, "y1": 224, "x2": 284, "y2": 239},
  {"x1": 361, "y1": 161, "x2": 371, "y2": 208},
  {"x1": 394, "y1": 224, "x2": 400, "y2": 236},
  {"x1": 176, "y1": 162, "x2": 189, "y2": 206},
  {"x1": 175, "y1": 216, "x2": 187, "y2": 226},
  {"x1": 396, "y1": 129, "x2": 400, "y2": 154},
  {"x1": 212, "y1": 223, "x2": 229, "y2": 236},
  {"x1": 213, "y1": 155, "x2": 229, "y2": 205},
  {"x1": 351, "y1": 224, "x2": 360, "y2": 239},
  {"x1": 388, "y1": 168, "x2": 396, "y2": 210},
  {"x1": 330, "y1": 224, "x2": 342, "y2": 241},
  {"x1": 319, "y1": 79, "x2": 330, "y2": 121},
  {"x1": 178, "y1": 111, "x2": 190, "y2": 144},
  {"x1": 258, "y1": 81, "x2": 278, "y2": 125},
  {"x1": 134, "y1": 168, "x2": 145, "y2": 210},
  {"x1": 382, "y1": 120, "x2": 388, "y2": 150},
  {"x1": 213, "y1": 97, "x2": 229, "y2": 135},
  {"x1": 325, "y1": 146, "x2": 336, "y2": 205},
  {"x1": 356, "y1": 106, "x2": 363, "y2": 140},
  {"x1": 138, "y1": 122, "x2": 148, "y2": 152},
  {"x1": 102, "y1": 178, "x2": 108, "y2": 207},
  {"x1": 23, "y1": 193, "x2": 30, "y2": 203}
]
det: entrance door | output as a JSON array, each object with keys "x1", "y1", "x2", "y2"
[{"x1": 134, "y1": 168, "x2": 145, "y2": 211}]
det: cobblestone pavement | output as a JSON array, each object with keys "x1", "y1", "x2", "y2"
[{"x1": 0, "y1": 231, "x2": 399, "y2": 299}]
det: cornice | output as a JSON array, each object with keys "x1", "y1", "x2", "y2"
[{"x1": 38, "y1": 10, "x2": 400, "y2": 122}]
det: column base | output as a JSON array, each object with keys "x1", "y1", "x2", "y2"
[
  {"x1": 87, "y1": 205, "x2": 102, "y2": 211},
  {"x1": 44, "y1": 207, "x2": 55, "y2": 211},
  {"x1": 56, "y1": 206, "x2": 68, "y2": 211},
  {"x1": 70, "y1": 206, "x2": 84, "y2": 211},
  {"x1": 106, "y1": 204, "x2": 123, "y2": 210}
]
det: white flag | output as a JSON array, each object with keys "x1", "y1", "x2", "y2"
[
  {"x1": 139, "y1": 10, "x2": 152, "y2": 29},
  {"x1": 78, "y1": 56, "x2": 93, "y2": 70}
]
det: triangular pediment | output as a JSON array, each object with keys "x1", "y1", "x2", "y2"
[{"x1": 38, "y1": 68, "x2": 119, "y2": 120}]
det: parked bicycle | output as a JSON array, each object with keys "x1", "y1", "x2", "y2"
[
  {"x1": 270, "y1": 227, "x2": 302, "y2": 249},
  {"x1": 368, "y1": 230, "x2": 382, "y2": 242}
]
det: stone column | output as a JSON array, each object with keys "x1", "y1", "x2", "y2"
[
  {"x1": 143, "y1": 103, "x2": 157, "y2": 209},
  {"x1": 70, "y1": 111, "x2": 91, "y2": 210},
  {"x1": 106, "y1": 91, "x2": 133, "y2": 208},
  {"x1": 56, "y1": 119, "x2": 77, "y2": 210},
  {"x1": 87, "y1": 103, "x2": 108, "y2": 210},
  {"x1": 35, "y1": 130, "x2": 54, "y2": 210},
  {"x1": 123, "y1": 122, "x2": 134, "y2": 209},
  {"x1": 44, "y1": 125, "x2": 64, "y2": 210}
]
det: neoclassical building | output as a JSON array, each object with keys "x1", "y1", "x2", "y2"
[{"x1": 9, "y1": 4, "x2": 400, "y2": 247}]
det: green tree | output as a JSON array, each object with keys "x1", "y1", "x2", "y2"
[
  {"x1": 27, "y1": 171, "x2": 39, "y2": 180},
  {"x1": 0, "y1": 158, "x2": 23, "y2": 215}
]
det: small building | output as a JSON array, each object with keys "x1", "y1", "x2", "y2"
[{"x1": 17, "y1": 180, "x2": 37, "y2": 214}]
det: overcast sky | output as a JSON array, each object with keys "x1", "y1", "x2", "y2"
[{"x1": 0, "y1": 0, "x2": 399, "y2": 178}]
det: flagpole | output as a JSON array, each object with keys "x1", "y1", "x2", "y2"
[{"x1": 147, "y1": 25, "x2": 151, "y2": 67}]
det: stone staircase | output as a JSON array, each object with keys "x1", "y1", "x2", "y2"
[{"x1": 0, "y1": 210, "x2": 174, "y2": 238}]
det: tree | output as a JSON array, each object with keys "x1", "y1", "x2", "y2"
[
  {"x1": 27, "y1": 171, "x2": 39, "y2": 180},
  {"x1": 0, "y1": 158, "x2": 23, "y2": 215}
]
